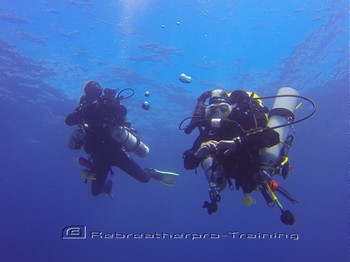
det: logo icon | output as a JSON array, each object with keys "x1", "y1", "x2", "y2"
[{"x1": 62, "y1": 225, "x2": 87, "y2": 239}]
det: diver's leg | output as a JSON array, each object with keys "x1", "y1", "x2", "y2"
[
  {"x1": 91, "y1": 162, "x2": 110, "y2": 196},
  {"x1": 115, "y1": 150, "x2": 179, "y2": 186},
  {"x1": 115, "y1": 150, "x2": 151, "y2": 183},
  {"x1": 201, "y1": 155, "x2": 227, "y2": 193},
  {"x1": 201, "y1": 155, "x2": 227, "y2": 214}
]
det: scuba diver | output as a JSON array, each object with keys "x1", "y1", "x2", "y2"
[
  {"x1": 181, "y1": 88, "x2": 316, "y2": 225},
  {"x1": 66, "y1": 81, "x2": 179, "y2": 198}
]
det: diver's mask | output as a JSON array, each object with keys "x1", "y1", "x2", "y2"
[{"x1": 205, "y1": 102, "x2": 233, "y2": 118}]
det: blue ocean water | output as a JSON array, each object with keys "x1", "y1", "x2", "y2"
[{"x1": 0, "y1": 0, "x2": 348, "y2": 261}]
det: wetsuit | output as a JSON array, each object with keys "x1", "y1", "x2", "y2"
[
  {"x1": 65, "y1": 95, "x2": 150, "y2": 195},
  {"x1": 183, "y1": 93, "x2": 280, "y2": 193}
]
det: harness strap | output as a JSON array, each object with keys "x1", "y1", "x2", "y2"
[{"x1": 269, "y1": 108, "x2": 294, "y2": 119}]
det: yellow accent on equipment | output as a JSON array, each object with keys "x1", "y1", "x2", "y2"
[
  {"x1": 264, "y1": 181, "x2": 283, "y2": 210},
  {"x1": 81, "y1": 170, "x2": 96, "y2": 181},
  {"x1": 243, "y1": 194, "x2": 256, "y2": 206}
]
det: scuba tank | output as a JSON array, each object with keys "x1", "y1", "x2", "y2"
[
  {"x1": 110, "y1": 126, "x2": 149, "y2": 158},
  {"x1": 260, "y1": 87, "x2": 299, "y2": 166}
]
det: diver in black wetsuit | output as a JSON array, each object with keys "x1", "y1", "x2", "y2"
[
  {"x1": 182, "y1": 88, "x2": 305, "y2": 225},
  {"x1": 66, "y1": 81, "x2": 179, "y2": 197},
  {"x1": 183, "y1": 89, "x2": 281, "y2": 213}
]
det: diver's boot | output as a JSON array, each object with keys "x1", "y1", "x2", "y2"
[
  {"x1": 102, "y1": 179, "x2": 113, "y2": 199},
  {"x1": 146, "y1": 168, "x2": 179, "y2": 186}
]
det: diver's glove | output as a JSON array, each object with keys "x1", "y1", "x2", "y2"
[
  {"x1": 194, "y1": 140, "x2": 218, "y2": 159},
  {"x1": 216, "y1": 137, "x2": 241, "y2": 156}
]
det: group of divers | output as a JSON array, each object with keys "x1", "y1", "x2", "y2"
[{"x1": 66, "y1": 81, "x2": 316, "y2": 225}]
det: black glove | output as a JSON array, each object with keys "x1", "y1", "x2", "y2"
[{"x1": 183, "y1": 150, "x2": 201, "y2": 170}]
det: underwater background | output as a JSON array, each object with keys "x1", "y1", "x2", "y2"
[{"x1": 0, "y1": 0, "x2": 348, "y2": 261}]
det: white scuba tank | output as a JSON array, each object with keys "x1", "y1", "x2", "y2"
[
  {"x1": 260, "y1": 87, "x2": 299, "y2": 166},
  {"x1": 111, "y1": 126, "x2": 149, "y2": 158}
]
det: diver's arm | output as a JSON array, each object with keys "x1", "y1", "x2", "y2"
[
  {"x1": 241, "y1": 129, "x2": 280, "y2": 148},
  {"x1": 65, "y1": 108, "x2": 83, "y2": 126},
  {"x1": 184, "y1": 140, "x2": 218, "y2": 168},
  {"x1": 215, "y1": 129, "x2": 279, "y2": 155},
  {"x1": 194, "y1": 140, "x2": 218, "y2": 158},
  {"x1": 216, "y1": 138, "x2": 241, "y2": 155},
  {"x1": 183, "y1": 135, "x2": 207, "y2": 170}
]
